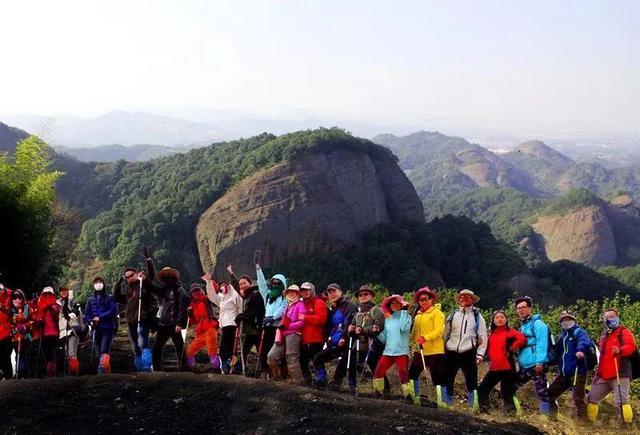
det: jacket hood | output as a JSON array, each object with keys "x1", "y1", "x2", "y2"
[{"x1": 270, "y1": 274, "x2": 287, "y2": 289}]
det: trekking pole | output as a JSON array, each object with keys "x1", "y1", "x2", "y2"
[
  {"x1": 346, "y1": 336, "x2": 353, "y2": 371},
  {"x1": 179, "y1": 317, "x2": 190, "y2": 370},
  {"x1": 255, "y1": 329, "x2": 265, "y2": 377},
  {"x1": 420, "y1": 344, "x2": 428, "y2": 373},
  {"x1": 361, "y1": 338, "x2": 373, "y2": 383},
  {"x1": 137, "y1": 276, "x2": 143, "y2": 335},
  {"x1": 614, "y1": 355, "x2": 623, "y2": 419},
  {"x1": 238, "y1": 323, "x2": 246, "y2": 376},
  {"x1": 230, "y1": 326, "x2": 240, "y2": 373},
  {"x1": 573, "y1": 366, "x2": 578, "y2": 387},
  {"x1": 14, "y1": 338, "x2": 21, "y2": 379}
]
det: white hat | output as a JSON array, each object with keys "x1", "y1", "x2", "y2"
[
  {"x1": 41, "y1": 286, "x2": 55, "y2": 295},
  {"x1": 454, "y1": 289, "x2": 480, "y2": 304}
]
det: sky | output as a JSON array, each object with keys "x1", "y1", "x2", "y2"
[{"x1": 1, "y1": 0, "x2": 639, "y2": 138}]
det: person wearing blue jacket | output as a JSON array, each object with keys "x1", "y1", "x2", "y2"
[
  {"x1": 255, "y1": 253, "x2": 288, "y2": 379},
  {"x1": 548, "y1": 311, "x2": 593, "y2": 421},
  {"x1": 84, "y1": 277, "x2": 118, "y2": 374},
  {"x1": 312, "y1": 283, "x2": 357, "y2": 390},
  {"x1": 514, "y1": 296, "x2": 552, "y2": 416},
  {"x1": 373, "y1": 294, "x2": 418, "y2": 406}
]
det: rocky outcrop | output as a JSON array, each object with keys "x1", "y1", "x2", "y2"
[
  {"x1": 196, "y1": 149, "x2": 424, "y2": 278},
  {"x1": 456, "y1": 148, "x2": 531, "y2": 191},
  {"x1": 531, "y1": 205, "x2": 617, "y2": 266}
]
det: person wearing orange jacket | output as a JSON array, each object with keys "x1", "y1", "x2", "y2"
[
  {"x1": 586, "y1": 308, "x2": 637, "y2": 424},
  {"x1": 298, "y1": 282, "x2": 327, "y2": 386},
  {"x1": 185, "y1": 283, "x2": 220, "y2": 371},
  {"x1": 34, "y1": 287, "x2": 60, "y2": 377},
  {"x1": 477, "y1": 310, "x2": 527, "y2": 413}
]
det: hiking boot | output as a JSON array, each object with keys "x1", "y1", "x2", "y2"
[
  {"x1": 348, "y1": 385, "x2": 358, "y2": 396},
  {"x1": 46, "y1": 362, "x2": 57, "y2": 377},
  {"x1": 69, "y1": 357, "x2": 80, "y2": 376}
]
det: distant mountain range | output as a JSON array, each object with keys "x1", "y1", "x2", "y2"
[
  {"x1": 1, "y1": 110, "x2": 222, "y2": 147},
  {"x1": 54, "y1": 144, "x2": 186, "y2": 162}
]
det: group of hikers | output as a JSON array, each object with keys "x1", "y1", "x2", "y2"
[{"x1": 0, "y1": 248, "x2": 638, "y2": 425}]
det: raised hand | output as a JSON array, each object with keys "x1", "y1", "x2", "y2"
[
  {"x1": 226, "y1": 264, "x2": 234, "y2": 275},
  {"x1": 253, "y1": 249, "x2": 262, "y2": 266},
  {"x1": 142, "y1": 246, "x2": 151, "y2": 260},
  {"x1": 201, "y1": 273, "x2": 213, "y2": 282}
]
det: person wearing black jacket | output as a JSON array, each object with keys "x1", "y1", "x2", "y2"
[
  {"x1": 228, "y1": 264, "x2": 265, "y2": 375},
  {"x1": 149, "y1": 261, "x2": 189, "y2": 371},
  {"x1": 113, "y1": 247, "x2": 158, "y2": 372}
]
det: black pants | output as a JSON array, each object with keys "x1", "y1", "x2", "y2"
[
  {"x1": 41, "y1": 336, "x2": 57, "y2": 363},
  {"x1": 152, "y1": 325, "x2": 184, "y2": 371},
  {"x1": 445, "y1": 349, "x2": 478, "y2": 395},
  {"x1": 409, "y1": 352, "x2": 446, "y2": 386},
  {"x1": 300, "y1": 342, "x2": 324, "y2": 384},
  {"x1": 13, "y1": 338, "x2": 30, "y2": 378},
  {"x1": 336, "y1": 338, "x2": 385, "y2": 387},
  {"x1": 259, "y1": 326, "x2": 277, "y2": 373},
  {"x1": 219, "y1": 325, "x2": 237, "y2": 364},
  {"x1": 478, "y1": 369, "x2": 518, "y2": 411},
  {"x1": 0, "y1": 338, "x2": 13, "y2": 379},
  {"x1": 548, "y1": 373, "x2": 586, "y2": 418},
  {"x1": 313, "y1": 345, "x2": 344, "y2": 383}
]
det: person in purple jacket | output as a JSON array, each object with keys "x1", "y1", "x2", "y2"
[
  {"x1": 84, "y1": 277, "x2": 118, "y2": 374},
  {"x1": 267, "y1": 284, "x2": 307, "y2": 385}
]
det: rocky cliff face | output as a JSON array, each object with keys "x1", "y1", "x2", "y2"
[
  {"x1": 531, "y1": 205, "x2": 617, "y2": 266},
  {"x1": 196, "y1": 149, "x2": 424, "y2": 278}
]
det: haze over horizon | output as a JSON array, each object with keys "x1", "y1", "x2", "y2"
[{"x1": 1, "y1": 0, "x2": 639, "y2": 143}]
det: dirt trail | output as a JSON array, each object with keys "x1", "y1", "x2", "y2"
[{"x1": 0, "y1": 373, "x2": 540, "y2": 435}]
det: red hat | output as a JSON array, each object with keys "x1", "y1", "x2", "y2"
[
  {"x1": 380, "y1": 294, "x2": 408, "y2": 316},
  {"x1": 413, "y1": 286, "x2": 438, "y2": 304}
]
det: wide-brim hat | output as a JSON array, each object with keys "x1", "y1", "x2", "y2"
[
  {"x1": 158, "y1": 267, "x2": 180, "y2": 281},
  {"x1": 414, "y1": 286, "x2": 437, "y2": 303},
  {"x1": 285, "y1": 284, "x2": 301, "y2": 294},
  {"x1": 355, "y1": 285, "x2": 375, "y2": 297},
  {"x1": 454, "y1": 289, "x2": 480, "y2": 304}
]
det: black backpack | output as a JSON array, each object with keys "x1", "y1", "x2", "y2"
[{"x1": 617, "y1": 331, "x2": 640, "y2": 380}]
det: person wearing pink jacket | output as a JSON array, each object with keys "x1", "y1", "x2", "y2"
[{"x1": 267, "y1": 284, "x2": 307, "y2": 385}]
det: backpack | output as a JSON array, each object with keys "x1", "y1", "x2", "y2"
[
  {"x1": 530, "y1": 318, "x2": 557, "y2": 366},
  {"x1": 617, "y1": 330, "x2": 640, "y2": 380}
]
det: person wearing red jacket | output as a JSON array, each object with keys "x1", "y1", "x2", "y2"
[
  {"x1": 185, "y1": 284, "x2": 220, "y2": 371},
  {"x1": 0, "y1": 284, "x2": 13, "y2": 379},
  {"x1": 11, "y1": 289, "x2": 31, "y2": 378},
  {"x1": 34, "y1": 287, "x2": 61, "y2": 377},
  {"x1": 586, "y1": 308, "x2": 637, "y2": 424},
  {"x1": 298, "y1": 282, "x2": 327, "y2": 386},
  {"x1": 477, "y1": 310, "x2": 527, "y2": 413}
]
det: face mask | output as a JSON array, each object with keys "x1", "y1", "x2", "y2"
[
  {"x1": 560, "y1": 320, "x2": 575, "y2": 330},
  {"x1": 605, "y1": 317, "x2": 620, "y2": 329},
  {"x1": 286, "y1": 293, "x2": 298, "y2": 303},
  {"x1": 94, "y1": 283, "x2": 104, "y2": 291}
]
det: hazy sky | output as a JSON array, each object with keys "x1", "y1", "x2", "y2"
[{"x1": 1, "y1": 0, "x2": 639, "y2": 136}]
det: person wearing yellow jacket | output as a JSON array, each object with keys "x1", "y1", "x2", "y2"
[{"x1": 409, "y1": 287, "x2": 446, "y2": 408}]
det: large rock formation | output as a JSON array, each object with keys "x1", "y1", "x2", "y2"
[
  {"x1": 531, "y1": 205, "x2": 617, "y2": 266},
  {"x1": 196, "y1": 149, "x2": 424, "y2": 278}
]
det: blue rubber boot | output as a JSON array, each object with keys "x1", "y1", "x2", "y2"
[{"x1": 141, "y1": 348, "x2": 153, "y2": 372}]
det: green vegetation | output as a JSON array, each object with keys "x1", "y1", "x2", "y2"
[
  {"x1": 0, "y1": 136, "x2": 63, "y2": 293},
  {"x1": 63, "y1": 128, "x2": 395, "y2": 299},
  {"x1": 538, "y1": 188, "x2": 603, "y2": 217}
]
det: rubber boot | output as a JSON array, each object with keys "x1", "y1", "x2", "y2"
[
  {"x1": 348, "y1": 379, "x2": 358, "y2": 396},
  {"x1": 539, "y1": 401, "x2": 551, "y2": 419},
  {"x1": 373, "y1": 377, "x2": 386, "y2": 397},
  {"x1": 98, "y1": 354, "x2": 111, "y2": 374},
  {"x1": 413, "y1": 379, "x2": 420, "y2": 397},
  {"x1": 46, "y1": 362, "x2": 57, "y2": 377},
  {"x1": 402, "y1": 382, "x2": 420, "y2": 406},
  {"x1": 315, "y1": 368, "x2": 328, "y2": 390},
  {"x1": 134, "y1": 355, "x2": 143, "y2": 372},
  {"x1": 513, "y1": 396, "x2": 523, "y2": 417},
  {"x1": 222, "y1": 359, "x2": 231, "y2": 375},
  {"x1": 185, "y1": 356, "x2": 196, "y2": 370},
  {"x1": 467, "y1": 390, "x2": 479, "y2": 413},
  {"x1": 141, "y1": 348, "x2": 153, "y2": 372},
  {"x1": 210, "y1": 354, "x2": 221, "y2": 373},
  {"x1": 441, "y1": 386, "x2": 454, "y2": 407},
  {"x1": 436, "y1": 385, "x2": 448, "y2": 409},
  {"x1": 69, "y1": 357, "x2": 80, "y2": 376},
  {"x1": 622, "y1": 403, "x2": 633, "y2": 424},
  {"x1": 586, "y1": 403, "x2": 599, "y2": 422}
]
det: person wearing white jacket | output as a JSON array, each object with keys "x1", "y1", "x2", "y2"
[
  {"x1": 203, "y1": 275, "x2": 243, "y2": 374},
  {"x1": 443, "y1": 289, "x2": 488, "y2": 412}
]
